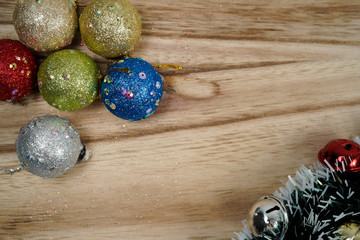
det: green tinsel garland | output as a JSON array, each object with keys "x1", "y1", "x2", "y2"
[{"x1": 234, "y1": 143, "x2": 360, "y2": 240}]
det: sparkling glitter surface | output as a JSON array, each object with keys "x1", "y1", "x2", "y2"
[
  {"x1": 336, "y1": 222, "x2": 360, "y2": 239},
  {"x1": 101, "y1": 58, "x2": 163, "y2": 121},
  {"x1": 79, "y1": 0, "x2": 142, "y2": 58},
  {"x1": 37, "y1": 49, "x2": 100, "y2": 111},
  {"x1": 0, "y1": 39, "x2": 37, "y2": 101},
  {"x1": 16, "y1": 115, "x2": 84, "y2": 178},
  {"x1": 13, "y1": 0, "x2": 78, "y2": 52}
]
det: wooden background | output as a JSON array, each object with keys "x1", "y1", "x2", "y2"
[{"x1": 1, "y1": 0, "x2": 360, "y2": 239}]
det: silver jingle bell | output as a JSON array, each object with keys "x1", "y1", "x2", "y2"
[{"x1": 247, "y1": 195, "x2": 289, "y2": 240}]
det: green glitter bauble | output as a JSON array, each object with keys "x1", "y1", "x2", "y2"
[
  {"x1": 79, "y1": 0, "x2": 142, "y2": 58},
  {"x1": 13, "y1": 0, "x2": 78, "y2": 52},
  {"x1": 38, "y1": 49, "x2": 100, "y2": 111}
]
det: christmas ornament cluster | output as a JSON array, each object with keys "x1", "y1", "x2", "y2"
[
  {"x1": 2, "y1": 2, "x2": 359, "y2": 240},
  {"x1": 0, "y1": 0, "x2": 176, "y2": 178},
  {"x1": 2, "y1": 0, "x2": 167, "y2": 121},
  {"x1": 234, "y1": 138, "x2": 360, "y2": 240}
]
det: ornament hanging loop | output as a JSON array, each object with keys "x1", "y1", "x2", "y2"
[
  {"x1": 152, "y1": 64, "x2": 182, "y2": 94},
  {"x1": 102, "y1": 67, "x2": 131, "y2": 76},
  {"x1": 152, "y1": 64, "x2": 183, "y2": 70},
  {"x1": 0, "y1": 166, "x2": 24, "y2": 174}
]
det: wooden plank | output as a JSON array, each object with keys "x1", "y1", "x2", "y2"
[
  {"x1": 2, "y1": 0, "x2": 360, "y2": 44},
  {"x1": 1, "y1": 0, "x2": 360, "y2": 239},
  {"x1": 1, "y1": 105, "x2": 360, "y2": 239},
  {"x1": 1, "y1": 55, "x2": 359, "y2": 146}
]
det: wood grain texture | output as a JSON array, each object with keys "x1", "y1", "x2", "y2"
[{"x1": 1, "y1": 0, "x2": 360, "y2": 239}]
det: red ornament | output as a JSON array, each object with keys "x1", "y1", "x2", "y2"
[
  {"x1": 0, "y1": 39, "x2": 37, "y2": 101},
  {"x1": 318, "y1": 139, "x2": 360, "y2": 173}
]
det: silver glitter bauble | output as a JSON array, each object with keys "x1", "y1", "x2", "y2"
[
  {"x1": 13, "y1": 0, "x2": 78, "y2": 52},
  {"x1": 247, "y1": 196, "x2": 289, "y2": 240},
  {"x1": 16, "y1": 115, "x2": 85, "y2": 178}
]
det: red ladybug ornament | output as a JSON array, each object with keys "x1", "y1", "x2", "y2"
[
  {"x1": 318, "y1": 139, "x2": 360, "y2": 173},
  {"x1": 0, "y1": 39, "x2": 37, "y2": 101}
]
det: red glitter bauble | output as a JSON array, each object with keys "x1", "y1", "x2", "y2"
[
  {"x1": 0, "y1": 39, "x2": 37, "y2": 101},
  {"x1": 318, "y1": 139, "x2": 360, "y2": 173}
]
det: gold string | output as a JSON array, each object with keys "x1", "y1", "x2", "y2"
[{"x1": 152, "y1": 64, "x2": 183, "y2": 70}]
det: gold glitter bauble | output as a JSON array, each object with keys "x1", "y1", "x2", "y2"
[
  {"x1": 336, "y1": 222, "x2": 360, "y2": 240},
  {"x1": 79, "y1": 0, "x2": 142, "y2": 58},
  {"x1": 13, "y1": 0, "x2": 78, "y2": 52},
  {"x1": 37, "y1": 49, "x2": 100, "y2": 111}
]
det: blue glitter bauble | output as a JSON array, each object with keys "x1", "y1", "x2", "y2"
[{"x1": 101, "y1": 58, "x2": 164, "y2": 121}]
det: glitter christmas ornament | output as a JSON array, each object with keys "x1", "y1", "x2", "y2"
[
  {"x1": 13, "y1": 0, "x2": 78, "y2": 52},
  {"x1": 318, "y1": 139, "x2": 360, "y2": 173},
  {"x1": 0, "y1": 39, "x2": 37, "y2": 101},
  {"x1": 336, "y1": 222, "x2": 360, "y2": 240},
  {"x1": 38, "y1": 49, "x2": 100, "y2": 111},
  {"x1": 101, "y1": 58, "x2": 163, "y2": 121},
  {"x1": 247, "y1": 196, "x2": 289, "y2": 240},
  {"x1": 79, "y1": 0, "x2": 142, "y2": 58},
  {"x1": 16, "y1": 115, "x2": 87, "y2": 178}
]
